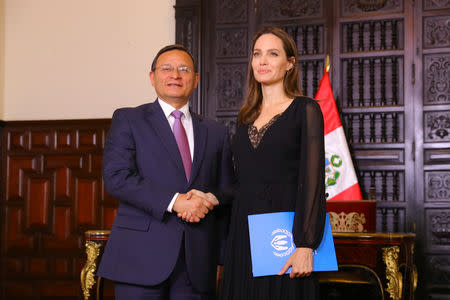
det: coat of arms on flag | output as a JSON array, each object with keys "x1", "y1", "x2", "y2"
[{"x1": 315, "y1": 59, "x2": 363, "y2": 201}]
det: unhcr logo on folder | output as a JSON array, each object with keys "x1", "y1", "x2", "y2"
[{"x1": 270, "y1": 228, "x2": 295, "y2": 257}]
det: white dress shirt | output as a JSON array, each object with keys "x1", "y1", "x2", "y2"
[{"x1": 158, "y1": 98, "x2": 194, "y2": 212}]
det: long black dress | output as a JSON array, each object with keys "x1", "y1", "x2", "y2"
[{"x1": 220, "y1": 97, "x2": 326, "y2": 300}]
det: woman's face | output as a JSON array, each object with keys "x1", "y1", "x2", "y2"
[{"x1": 251, "y1": 33, "x2": 294, "y2": 86}]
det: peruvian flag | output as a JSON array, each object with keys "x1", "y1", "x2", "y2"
[{"x1": 315, "y1": 69, "x2": 363, "y2": 201}]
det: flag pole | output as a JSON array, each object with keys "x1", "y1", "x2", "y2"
[{"x1": 325, "y1": 55, "x2": 330, "y2": 72}]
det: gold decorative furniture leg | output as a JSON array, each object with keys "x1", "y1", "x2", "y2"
[
  {"x1": 411, "y1": 243, "x2": 418, "y2": 294},
  {"x1": 382, "y1": 246, "x2": 402, "y2": 300},
  {"x1": 81, "y1": 241, "x2": 102, "y2": 300},
  {"x1": 412, "y1": 264, "x2": 418, "y2": 294},
  {"x1": 80, "y1": 230, "x2": 111, "y2": 300}
]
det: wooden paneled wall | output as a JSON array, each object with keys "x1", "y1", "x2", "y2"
[{"x1": 0, "y1": 120, "x2": 118, "y2": 299}]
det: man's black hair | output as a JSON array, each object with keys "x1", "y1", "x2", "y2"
[{"x1": 151, "y1": 44, "x2": 197, "y2": 72}]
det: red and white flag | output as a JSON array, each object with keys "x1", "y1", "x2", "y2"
[{"x1": 315, "y1": 69, "x2": 363, "y2": 201}]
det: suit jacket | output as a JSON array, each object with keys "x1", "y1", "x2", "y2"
[{"x1": 97, "y1": 100, "x2": 234, "y2": 293}]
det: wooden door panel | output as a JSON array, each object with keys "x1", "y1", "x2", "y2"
[
  {"x1": 418, "y1": 3, "x2": 450, "y2": 297},
  {"x1": 341, "y1": 56, "x2": 404, "y2": 107},
  {"x1": 260, "y1": 0, "x2": 323, "y2": 21},
  {"x1": 340, "y1": 0, "x2": 404, "y2": 16},
  {"x1": 341, "y1": 19, "x2": 404, "y2": 52}
]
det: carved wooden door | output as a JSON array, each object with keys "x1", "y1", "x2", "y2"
[
  {"x1": 414, "y1": 0, "x2": 450, "y2": 298},
  {"x1": 175, "y1": 0, "x2": 450, "y2": 298}
]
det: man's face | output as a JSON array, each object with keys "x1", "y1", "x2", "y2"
[{"x1": 150, "y1": 50, "x2": 199, "y2": 108}]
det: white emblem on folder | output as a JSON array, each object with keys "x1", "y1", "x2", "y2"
[{"x1": 270, "y1": 228, "x2": 295, "y2": 257}]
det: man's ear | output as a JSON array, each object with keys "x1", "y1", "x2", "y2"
[
  {"x1": 194, "y1": 73, "x2": 200, "y2": 88},
  {"x1": 149, "y1": 71, "x2": 156, "y2": 87}
]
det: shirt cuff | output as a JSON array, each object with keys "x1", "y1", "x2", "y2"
[{"x1": 167, "y1": 193, "x2": 178, "y2": 212}]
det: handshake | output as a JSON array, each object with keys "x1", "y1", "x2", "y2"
[{"x1": 172, "y1": 189, "x2": 219, "y2": 223}]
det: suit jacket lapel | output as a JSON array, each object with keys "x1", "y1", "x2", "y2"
[
  {"x1": 189, "y1": 112, "x2": 207, "y2": 185},
  {"x1": 145, "y1": 101, "x2": 186, "y2": 177}
]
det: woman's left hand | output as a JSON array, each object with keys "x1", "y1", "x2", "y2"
[{"x1": 278, "y1": 247, "x2": 313, "y2": 278}]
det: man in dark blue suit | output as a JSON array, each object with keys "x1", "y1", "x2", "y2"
[{"x1": 97, "y1": 44, "x2": 234, "y2": 299}]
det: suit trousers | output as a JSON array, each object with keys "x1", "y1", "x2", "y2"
[{"x1": 114, "y1": 239, "x2": 215, "y2": 300}]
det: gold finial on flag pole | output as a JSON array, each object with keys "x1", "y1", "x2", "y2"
[{"x1": 325, "y1": 55, "x2": 330, "y2": 72}]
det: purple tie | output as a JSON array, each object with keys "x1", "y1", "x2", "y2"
[{"x1": 171, "y1": 110, "x2": 192, "y2": 180}]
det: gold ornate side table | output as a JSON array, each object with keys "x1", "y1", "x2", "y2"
[{"x1": 319, "y1": 232, "x2": 417, "y2": 300}]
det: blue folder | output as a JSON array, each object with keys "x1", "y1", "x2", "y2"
[{"x1": 248, "y1": 212, "x2": 338, "y2": 277}]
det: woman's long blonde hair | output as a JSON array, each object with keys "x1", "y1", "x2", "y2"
[{"x1": 238, "y1": 26, "x2": 303, "y2": 125}]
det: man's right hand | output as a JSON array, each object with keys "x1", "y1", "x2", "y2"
[{"x1": 172, "y1": 191, "x2": 216, "y2": 223}]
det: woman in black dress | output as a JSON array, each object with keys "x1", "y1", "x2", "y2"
[{"x1": 220, "y1": 26, "x2": 326, "y2": 300}]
